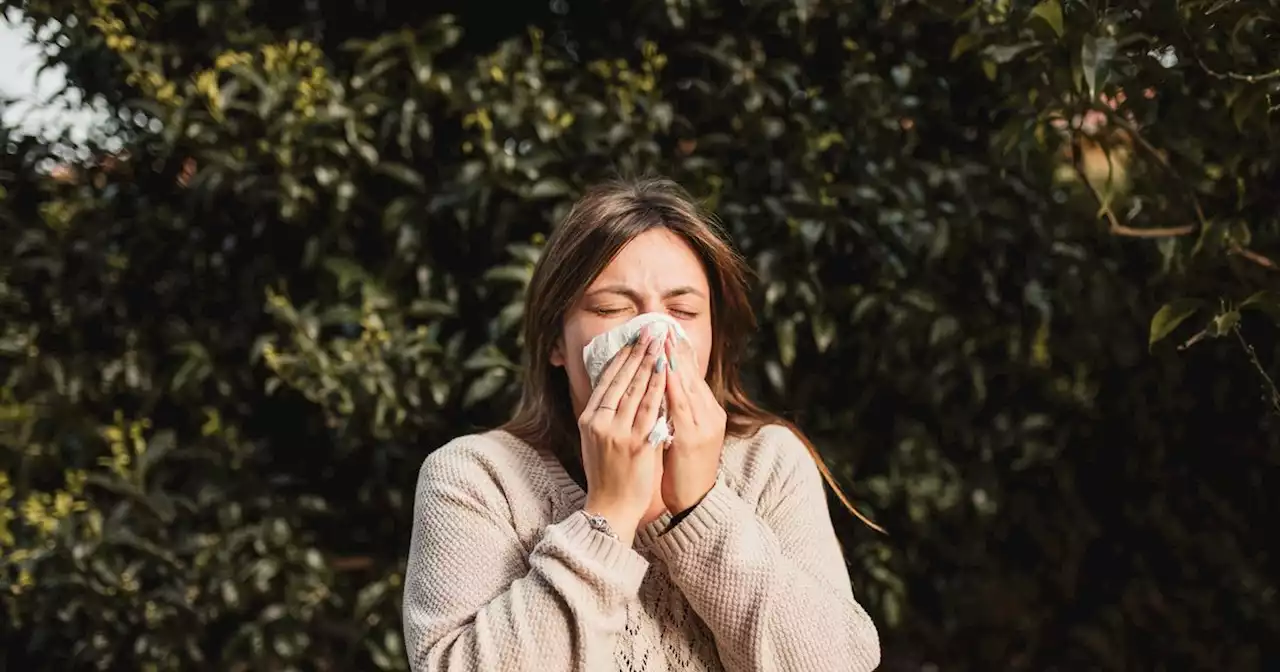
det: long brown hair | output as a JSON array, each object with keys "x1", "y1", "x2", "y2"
[{"x1": 502, "y1": 176, "x2": 883, "y2": 533}]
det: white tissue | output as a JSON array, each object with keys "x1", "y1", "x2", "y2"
[{"x1": 582, "y1": 312, "x2": 688, "y2": 445}]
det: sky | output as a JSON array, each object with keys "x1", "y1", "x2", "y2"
[{"x1": 1, "y1": 8, "x2": 106, "y2": 143}]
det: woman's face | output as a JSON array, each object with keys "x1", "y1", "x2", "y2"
[{"x1": 552, "y1": 228, "x2": 714, "y2": 417}]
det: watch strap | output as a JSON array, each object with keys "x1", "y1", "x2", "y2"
[{"x1": 580, "y1": 510, "x2": 618, "y2": 540}]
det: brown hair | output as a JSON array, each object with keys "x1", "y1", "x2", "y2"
[{"x1": 501, "y1": 176, "x2": 883, "y2": 533}]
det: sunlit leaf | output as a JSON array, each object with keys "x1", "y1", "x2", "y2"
[
  {"x1": 1241, "y1": 290, "x2": 1280, "y2": 324},
  {"x1": 1148, "y1": 299, "x2": 1205, "y2": 349},
  {"x1": 1029, "y1": 0, "x2": 1065, "y2": 38}
]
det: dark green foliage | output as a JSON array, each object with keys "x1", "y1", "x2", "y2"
[{"x1": 1, "y1": 0, "x2": 1277, "y2": 669}]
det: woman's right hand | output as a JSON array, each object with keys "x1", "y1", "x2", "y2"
[{"x1": 578, "y1": 325, "x2": 669, "y2": 545}]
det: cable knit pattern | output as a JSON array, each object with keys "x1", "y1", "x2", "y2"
[{"x1": 402, "y1": 425, "x2": 880, "y2": 672}]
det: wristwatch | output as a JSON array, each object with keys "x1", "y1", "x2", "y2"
[{"x1": 581, "y1": 510, "x2": 618, "y2": 540}]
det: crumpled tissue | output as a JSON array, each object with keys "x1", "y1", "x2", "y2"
[{"x1": 582, "y1": 312, "x2": 688, "y2": 445}]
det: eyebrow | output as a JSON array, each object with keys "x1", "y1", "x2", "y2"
[{"x1": 585, "y1": 284, "x2": 706, "y2": 301}]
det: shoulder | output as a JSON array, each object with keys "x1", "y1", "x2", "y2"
[
  {"x1": 722, "y1": 422, "x2": 823, "y2": 497},
  {"x1": 414, "y1": 430, "x2": 551, "y2": 503},
  {"x1": 411, "y1": 432, "x2": 560, "y2": 552}
]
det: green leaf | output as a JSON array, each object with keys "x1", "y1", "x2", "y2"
[
  {"x1": 322, "y1": 257, "x2": 373, "y2": 294},
  {"x1": 1029, "y1": 0, "x2": 1064, "y2": 38},
  {"x1": 221, "y1": 580, "x2": 240, "y2": 607},
  {"x1": 776, "y1": 318, "x2": 797, "y2": 367},
  {"x1": 430, "y1": 378, "x2": 451, "y2": 407},
  {"x1": 1148, "y1": 299, "x2": 1204, "y2": 349},
  {"x1": 1208, "y1": 310, "x2": 1240, "y2": 337},
  {"x1": 1230, "y1": 85, "x2": 1266, "y2": 132},
  {"x1": 951, "y1": 34, "x2": 980, "y2": 61},
  {"x1": 374, "y1": 162, "x2": 425, "y2": 191},
  {"x1": 496, "y1": 302, "x2": 525, "y2": 334},
  {"x1": 137, "y1": 430, "x2": 177, "y2": 480},
  {"x1": 1080, "y1": 35, "x2": 1116, "y2": 99},
  {"x1": 355, "y1": 581, "x2": 388, "y2": 619},
  {"x1": 463, "y1": 369, "x2": 507, "y2": 408},
  {"x1": 764, "y1": 360, "x2": 785, "y2": 394},
  {"x1": 1241, "y1": 291, "x2": 1280, "y2": 323},
  {"x1": 882, "y1": 588, "x2": 901, "y2": 628},
  {"x1": 528, "y1": 178, "x2": 572, "y2": 199},
  {"x1": 983, "y1": 42, "x2": 1040, "y2": 65},
  {"x1": 929, "y1": 315, "x2": 959, "y2": 346},
  {"x1": 483, "y1": 265, "x2": 533, "y2": 285},
  {"x1": 812, "y1": 313, "x2": 836, "y2": 353},
  {"x1": 407, "y1": 299, "x2": 455, "y2": 317},
  {"x1": 462, "y1": 345, "x2": 515, "y2": 371}
]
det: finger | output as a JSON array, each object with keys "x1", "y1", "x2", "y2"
[
  {"x1": 625, "y1": 336, "x2": 669, "y2": 434},
  {"x1": 597, "y1": 326, "x2": 656, "y2": 413},
  {"x1": 668, "y1": 331, "x2": 696, "y2": 401},
  {"x1": 582, "y1": 342, "x2": 635, "y2": 415},
  {"x1": 676, "y1": 333, "x2": 699, "y2": 379},
  {"x1": 664, "y1": 335, "x2": 695, "y2": 423},
  {"x1": 615, "y1": 332, "x2": 664, "y2": 423}
]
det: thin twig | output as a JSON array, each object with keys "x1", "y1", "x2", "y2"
[
  {"x1": 1102, "y1": 109, "x2": 1280, "y2": 270},
  {"x1": 1178, "y1": 328, "x2": 1210, "y2": 351},
  {"x1": 1181, "y1": 18, "x2": 1280, "y2": 84},
  {"x1": 1230, "y1": 244, "x2": 1279, "y2": 271},
  {"x1": 1194, "y1": 55, "x2": 1280, "y2": 84},
  {"x1": 1232, "y1": 324, "x2": 1280, "y2": 415},
  {"x1": 1101, "y1": 110, "x2": 1212, "y2": 227},
  {"x1": 1111, "y1": 222, "x2": 1195, "y2": 237},
  {"x1": 1069, "y1": 134, "x2": 1194, "y2": 237},
  {"x1": 331, "y1": 555, "x2": 375, "y2": 571}
]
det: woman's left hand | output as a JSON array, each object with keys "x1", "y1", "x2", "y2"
[{"x1": 660, "y1": 331, "x2": 726, "y2": 514}]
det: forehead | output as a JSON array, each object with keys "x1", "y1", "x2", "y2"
[{"x1": 589, "y1": 228, "x2": 710, "y2": 291}]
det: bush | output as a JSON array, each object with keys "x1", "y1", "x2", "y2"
[{"x1": 2, "y1": 0, "x2": 1277, "y2": 669}]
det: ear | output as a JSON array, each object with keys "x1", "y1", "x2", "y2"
[{"x1": 549, "y1": 336, "x2": 566, "y2": 367}]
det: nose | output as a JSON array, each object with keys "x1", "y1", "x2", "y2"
[{"x1": 637, "y1": 295, "x2": 667, "y2": 316}]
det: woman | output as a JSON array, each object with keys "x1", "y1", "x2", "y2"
[{"x1": 402, "y1": 177, "x2": 881, "y2": 671}]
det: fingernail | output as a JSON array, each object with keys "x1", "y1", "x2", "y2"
[
  {"x1": 647, "y1": 334, "x2": 663, "y2": 355},
  {"x1": 655, "y1": 356, "x2": 667, "y2": 373}
]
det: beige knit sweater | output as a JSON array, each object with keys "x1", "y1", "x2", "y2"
[{"x1": 402, "y1": 424, "x2": 881, "y2": 671}]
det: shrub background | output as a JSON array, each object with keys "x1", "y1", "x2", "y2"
[{"x1": 1, "y1": 0, "x2": 1278, "y2": 669}]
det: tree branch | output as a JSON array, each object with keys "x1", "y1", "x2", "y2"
[
  {"x1": 1230, "y1": 244, "x2": 1279, "y2": 271},
  {"x1": 1232, "y1": 324, "x2": 1280, "y2": 416},
  {"x1": 1099, "y1": 109, "x2": 1280, "y2": 270},
  {"x1": 1100, "y1": 109, "x2": 1211, "y2": 228},
  {"x1": 1194, "y1": 55, "x2": 1280, "y2": 84},
  {"x1": 1069, "y1": 134, "x2": 1194, "y2": 238}
]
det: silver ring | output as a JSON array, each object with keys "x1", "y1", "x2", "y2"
[{"x1": 598, "y1": 405, "x2": 616, "y2": 411}]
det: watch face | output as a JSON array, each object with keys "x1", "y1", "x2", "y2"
[{"x1": 584, "y1": 512, "x2": 613, "y2": 536}]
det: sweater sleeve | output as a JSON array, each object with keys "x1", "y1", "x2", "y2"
[
  {"x1": 648, "y1": 427, "x2": 881, "y2": 672},
  {"x1": 402, "y1": 441, "x2": 649, "y2": 672}
]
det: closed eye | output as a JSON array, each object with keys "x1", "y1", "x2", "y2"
[{"x1": 591, "y1": 307, "x2": 628, "y2": 317}]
